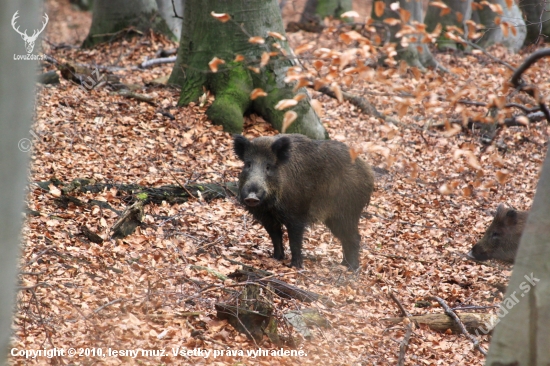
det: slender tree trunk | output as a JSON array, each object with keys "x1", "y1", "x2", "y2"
[
  {"x1": 484, "y1": 148, "x2": 550, "y2": 363},
  {"x1": 169, "y1": 0, "x2": 327, "y2": 139},
  {"x1": 521, "y1": 0, "x2": 550, "y2": 44},
  {"x1": 300, "y1": 0, "x2": 352, "y2": 23},
  {"x1": 424, "y1": 0, "x2": 472, "y2": 51},
  {"x1": 156, "y1": 0, "x2": 183, "y2": 41},
  {"x1": 83, "y1": 0, "x2": 174, "y2": 47},
  {"x1": 0, "y1": 2, "x2": 37, "y2": 362},
  {"x1": 372, "y1": 0, "x2": 438, "y2": 69},
  {"x1": 474, "y1": 0, "x2": 526, "y2": 52}
]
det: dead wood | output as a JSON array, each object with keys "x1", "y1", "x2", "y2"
[
  {"x1": 382, "y1": 312, "x2": 496, "y2": 335},
  {"x1": 317, "y1": 85, "x2": 383, "y2": 119},
  {"x1": 228, "y1": 268, "x2": 323, "y2": 303},
  {"x1": 388, "y1": 292, "x2": 414, "y2": 366},
  {"x1": 427, "y1": 296, "x2": 488, "y2": 356},
  {"x1": 510, "y1": 48, "x2": 550, "y2": 123},
  {"x1": 215, "y1": 283, "x2": 280, "y2": 345},
  {"x1": 36, "y1": 178, "x2": 237, "y2": 206},
  {"x1": 34, "y1": 178, "x2": 238, "y2": 239}
]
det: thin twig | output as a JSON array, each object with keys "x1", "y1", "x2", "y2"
[
  {"x1": 389, "y1": 292, "x2": 414, "y2": 366},
  {"x1": 427, "y1": 296, "x2": 487, "y2": 356}
]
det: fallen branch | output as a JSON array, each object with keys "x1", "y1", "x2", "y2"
[
  {"x1": 431, "y1": 111, "x2": 546, "y2": 130},
  {"x1": 389, "y1": 292, "x2": 414, "y2": 366},
  {"x1": 115, "y1": 90, "x2": 157, "y2": 106},
  {"x1": 382, "y1": 312, "x2": 497, "y2": 334},
  {"x1": 317, "y1": 86, "x2": 383, "y2": 119},
  {"x1": 140, "y1": 56, "x2": 177, "y2": 69},
  {"x1": 228, "y1": 268, "x2": 323, "y2": 303},
  {"x1": 427, "y1": 296, "x2": 487, "y2": 356},
  {"x1": 510, "y1": 48, "x2": 550, "y2": 123}
]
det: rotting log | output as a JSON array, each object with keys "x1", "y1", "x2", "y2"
[{"x1": 382, "y1": 312, "x2": 497, "y2": 335}]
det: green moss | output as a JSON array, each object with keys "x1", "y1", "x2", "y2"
[
  {"x1": 251, "y1": 67, "x2": 312, "y2": 134},
  {"x1": 136, "y1": 192, "x2": 148, "y2": 201},
  {"x1": 206, "y1": 63, "x2": 253, "y2": 133}
]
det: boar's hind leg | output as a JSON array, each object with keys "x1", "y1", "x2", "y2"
[
  {"x1": 325, "y1": 218, "x2": 361, "y2": 271},
  {"x1": 259, "y1": 216, "x2": 285, "y2": 260},
  {"x1": 286, "y1": 223, "x2": 306, "y2": 269}
]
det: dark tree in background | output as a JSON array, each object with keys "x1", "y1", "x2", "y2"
[
  {"x1": 300, "y1": 0, "x2": 352, "y2": 23},
  {"x1": 83, "y1": 0, "x2": 174, "y2": 47}
]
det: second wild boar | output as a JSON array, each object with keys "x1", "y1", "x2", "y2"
[
  {"x1": 233, "y1": 134, "x2": 374, "y2": 270},
  {"x1": 467, "y1": 204, "x2": 528, "y2": 263}
]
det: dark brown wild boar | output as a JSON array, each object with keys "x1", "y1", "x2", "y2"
[
  {"x1": 467, "y1": 204, "x2": 529, "y2": 263},
  {"x1": 233, "y1": 134, "x2": 374, "y2": 270}
]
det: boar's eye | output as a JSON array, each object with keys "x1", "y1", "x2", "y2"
[
  {"x1": 245, "y1": 161, "x2": 251, "y2": 169},
  {"x1": 492, "y1": 232, "x2": 500, "y2": 239}
]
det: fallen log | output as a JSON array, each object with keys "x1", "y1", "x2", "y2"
[{"x1": 382, "y1": 312, "x2": 497, "y2": 335}]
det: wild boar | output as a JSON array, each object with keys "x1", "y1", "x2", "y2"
[
  {"x1": 233, "y1": 134, "x2": 374, "y2": 270},
  {"x1": 467, "y1": 204, "x2": 528, "y2": 263}
]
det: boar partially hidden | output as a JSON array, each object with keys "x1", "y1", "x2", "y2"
[
  {"x1": 467, "y1": 204, "x2": 529, "y2": 263},
  {"x1": 233, "y1": 134, "x2": 374, "y2": 270}
]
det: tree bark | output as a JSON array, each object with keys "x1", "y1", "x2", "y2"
[
  {"x1": 424, "y1": 0, "x2": 472, "y2": 51},
  {"x1": 521, "y1": 0, "x2": 550, "y2": 44},
  {"x1": 485, "y1": 148, "x2": 550, "y2": 363},
  {"x1": 156, "y1": 0, "x2": 183, "y2": 41},
  {"x1": 372, "y1": 0, "x2": 438, "y2": 70},
  {"x1": 299, "y1": 0, "x2": 352, "y2": 23},
  {"x1": 0, "y1": 2, "x2": 37, "y2": 362},
  {"x1": 82, "y1": 0, "x2": 175, "y2": 48},
  {"x1": 474, "y1": 0, "x2": 526, "y2": 53},
  {"x1": 168, "y1": 0, "x2": 327, "y2": 139}
]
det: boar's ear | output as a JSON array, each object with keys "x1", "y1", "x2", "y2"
[
  {"x1": 272, "y1": 136, "x2": 291, "y2": 163},
  {"x1": 233, "y1": 135, "x2": 250, "y2": 161},
  {"x1": 505, "y1": 209, "x2": 518, "y2": 225}
]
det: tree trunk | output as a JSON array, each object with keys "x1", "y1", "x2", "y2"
[
  {"x1": 372, "y1": 0, "x2": 438, "y2": 70},
  {"x1": 485, "y1": 149, "x2": 550, "y2": 363},
  {"x1": 299, "y1": 0, "x2": 352, "y2": 23},
  {"x1": 0, "y1": 2, "x2": 37, "y2": 362},
  {"x1": 424, "y1": 0, "x2": 472, "y2": 51},
  {"x1": 156, "y1": 0, "x2": 183, "y2": 41},
  {"x1": 475, "y1": 0, "x2": 526, "y2": 53},
  {"x1": 168, "y1": 0, "x2": 327, "y2": 139},
  {"x1": 82, "y1": 0, "x2": 175, "y2": 47},
  {"x1": 521, "y1": 0, "x2": 550, "y2": 44}
]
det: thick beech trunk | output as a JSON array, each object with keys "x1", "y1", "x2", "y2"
[
  {"x1": 300, "y1": 0, "x2": 352, "y2": 23},
  {"x1": 424, "y1": 0, "x2": 472, "y2": 51},
  {"x1": 83, "y1": 0, "x2": 174, "y2": 47},
  {"x1": 372, "y1": 0, "x2": 438, "y2": 69},
  {"x1": 168, "y1": 0, "x2": 327, "y2": 139},
  {"x1": 475, "y1": 0, "x2": 526, "y2": 52}
]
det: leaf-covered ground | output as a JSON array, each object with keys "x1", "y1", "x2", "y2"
[{"x1": 12, "y1": 1, "x2": 549, "y2": 365}]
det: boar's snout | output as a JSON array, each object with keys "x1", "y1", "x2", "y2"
[
  {"x1": 240, "y1": 183, "x2": 266, "y2": 207},
  {"x1": 244, "y1": 192, "x2": 261, "y2": 207},
  {"x1": 466, "y1": 245, "x2": 490, "y2": 261}
]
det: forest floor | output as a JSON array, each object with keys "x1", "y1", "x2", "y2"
[{"x1": 11, "y1": 0, "x2": 550, "y2": 365}]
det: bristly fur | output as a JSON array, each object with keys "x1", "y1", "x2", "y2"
[
  {"x1": 468, "y1": 204, "x2": 529, "y2": 263},
  {"x1": 233, "y1": 133, "x2": 374, "y2": 270}
]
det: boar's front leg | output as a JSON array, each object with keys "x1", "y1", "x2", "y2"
[
  {"x1": 286, "y1": 223, "x2": 306, "y2": 268},
  {"x1": 259, "y1": 215, "x2": 285, "y2": 260}
]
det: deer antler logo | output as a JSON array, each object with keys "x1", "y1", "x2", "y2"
[{"x1": 11, "y1": 11, "x2": 49, "y2": 54}]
